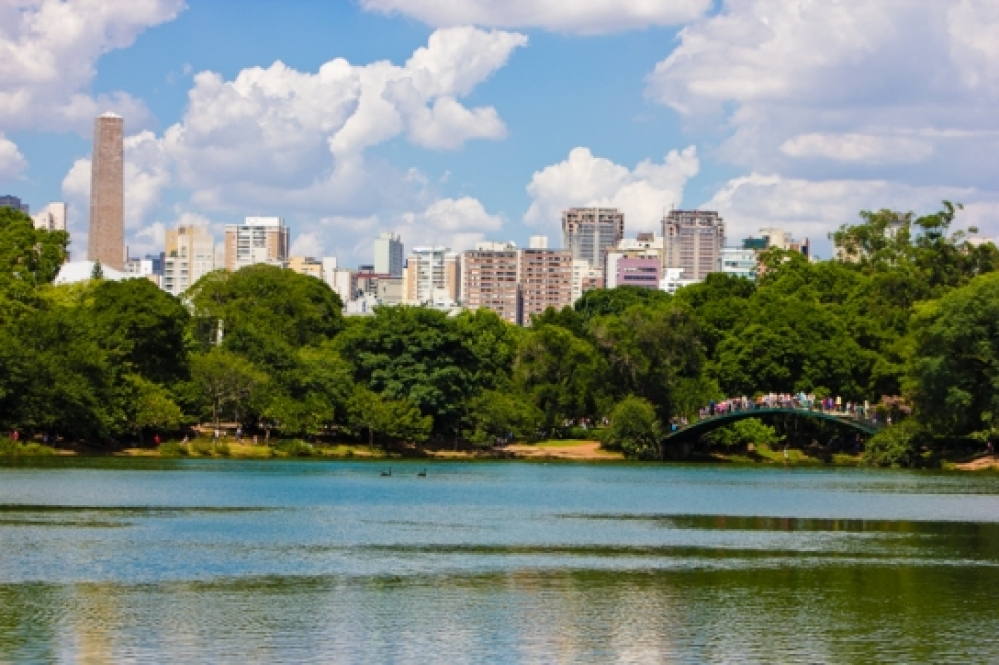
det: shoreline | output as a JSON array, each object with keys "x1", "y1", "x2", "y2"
[{"x1": 4, "y1": 439, "x2": 997, "y2": 471}]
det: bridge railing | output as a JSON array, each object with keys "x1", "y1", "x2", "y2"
[{"x1": 669, "y1": 403, "x2": 890, "y2": 434}]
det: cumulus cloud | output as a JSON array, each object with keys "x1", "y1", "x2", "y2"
[
  {"x1": 360, "y1": 0, "x2": 709, "y2": 34},
  {"x1": 647, "y1": 0, "x2": 999, "y2": 183},
  {"x1": 703, "y1": 172, "x2": 997, "y2": 257},
  {"x1": 524, "y1": 146, "x2": 699, "y2": 234},
  {"x1": 0, "y1": 134, "x2": 27, "y2": 179},
  {"x1": 395, "y1": 196, "x2": 504, "y2": 251},
  {"x1": 0, "y1": 0, "x2": 183, "y2": 134}
]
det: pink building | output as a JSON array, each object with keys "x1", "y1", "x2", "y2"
[{"x1": 615, "y1": 257, "x2": 660, "y2": 290}]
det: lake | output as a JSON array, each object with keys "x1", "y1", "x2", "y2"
[{"x1": 1, "y1": 458, "x2": 998, "y2": 663}]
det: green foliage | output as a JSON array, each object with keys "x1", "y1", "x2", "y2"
[
  {"x1": 158, "y1": 442, "x2": 188, "y2": 457},
  {"x1": 703, "y1": 418, "x2": 784, "y2": 449},
  {"x1": 606, "y1": 396, "x2": 662, "y2": 460},
  {"x1": 904, "y1": 272, "x2": 999, "y2": 438},
  {"x1": 191, "y1": 348, "x2": 268, "y2": 426},
  {"x1": 128, "y1": 376, "x2": 185, "y2": 437},
  {"x1": 465, "y1": 389, "x2": 543, "y2": 446},
  {"x1": 514, "y1": 324, "x2": 605, "y2": 425},
  {"x1": 574, "y1": 286, "x2": 672, "y2": 322},
  {"x1": 864, "y1": 422, "x2": 923, "y2": 467},
  {"x1": 274, "y1": 439, "x2": 315, "y2": 457},
  {"x1": 90, "y1": 261, "x2": 104, "y2": 281},
  {"x1": 0, "y1": 439, "x2": 57, "y2": 457},
  {"x1": 347, "y1": 386, "x2": 433, "y2": 445}
]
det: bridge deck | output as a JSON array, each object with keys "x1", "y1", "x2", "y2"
[{"x1": 664, "y1": 407, "x2": 881, "y2": 442}]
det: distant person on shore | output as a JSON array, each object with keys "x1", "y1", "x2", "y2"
[{"x1": 154, "y1": 434, "x2": 161, "y2": 447}]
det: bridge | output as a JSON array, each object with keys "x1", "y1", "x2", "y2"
[{"x1": 662, "y1": 408, "x2": 882, "y2": 444}]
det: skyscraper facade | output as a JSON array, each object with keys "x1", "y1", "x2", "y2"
[
  {"x1": 662, "y1": 210, "x2": 725, "y2": 281},
  {"x1": 561, "y1": 207, "x2": 625, "y2": 268},
  {"x1": 88, "y1": 112, "x2": 125, "y2": 270},
  {"x1": 460, "y1": 242, "x2": 520, "y2": 324},
  {"x1": 517, "y1": 248, "x2": 573, "y2": 324},
  {"x1": 403, "y1": 247, "x2": 460, "y2": 305},
  {"x1": 373, "y1": 231, "x2": 404, "y2": 277}
]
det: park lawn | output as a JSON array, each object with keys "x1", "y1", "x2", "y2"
[{"x1": 533, "y1": 439, "x2": 601, "y2": 448}]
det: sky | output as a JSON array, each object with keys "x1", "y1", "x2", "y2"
[{"x1": 2, "y1": 0, "x2": 998, "y2": 265}]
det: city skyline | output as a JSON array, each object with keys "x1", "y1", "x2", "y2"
[{"x1": 1, "y1": 1, "x2": 997, "y2": 267}]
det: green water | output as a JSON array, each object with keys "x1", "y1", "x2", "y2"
[{"x1": 1, "y1": 459, "x2": 998, "y2": 662}]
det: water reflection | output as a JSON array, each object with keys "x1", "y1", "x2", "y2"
[{"x1": 2, "y1": 460, "x2": 999, "y2": 662}]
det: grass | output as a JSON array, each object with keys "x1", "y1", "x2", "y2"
[
  {"x1": 0, "y1": 440, "x2": 58, "y2": 457},
  {"x1": 532, "y1": 439, "x2": 599, "y2": 449}
]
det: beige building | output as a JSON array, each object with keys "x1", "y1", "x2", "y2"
[
  {"x1": 662, "y1": 210, "x2": 725, "y2": 281},
  {"x1": 162, "y1": 224, "x2": 215, "y2": 296},
  {"x1": 288, "y1": 256, "x2": 323, "y2": 280},
  {"x1": 224, "y1": 217, "x2": 289, "y2": 271},
  {"x1": 562, "y1": 207, "x2": 625, "y2": 269},
  {"x1": 461, "y1": 242, "x2": 520, "y2": 324},
  {"x1": 518, "y1": 248, "x2": 573, "y2": 324},
  {"x1": 88, "y1": 112, "x2": 124, "y2": 270},
  {"x1": 403, "y1": 247, "x2": 460, "y2": 306},
  {"x1": 32, "y1": 202, "x2": 67, "y2": 232},
  {"x1": 376, "y1": 277, "x2": 405, "y2": 305}
]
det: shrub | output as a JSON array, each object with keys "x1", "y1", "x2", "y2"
[
  {"x1": 864, "y1": 422, "x2": 922, "y2": 467},
  {"x1": 214, "y1": 440, "x2": 231, "y2": 457},
  {"x1": 275, "y1": 439, "x2": 315, "y2": 457},
  {"x1": 0, "y1": 440, "x2": 56, "y2": 457},
  {"x1": 190, "y1": 439, "x2": 215, "y2": 456},
  {"x1": 606, "y1": 396, "x2": 661, "y2": 460},
  {"x1": 158, "y1": 442, "x2": 187, "y2": 457},
  {"x1": 703, "y1": 418, "x2": 784, "y2": 450}
]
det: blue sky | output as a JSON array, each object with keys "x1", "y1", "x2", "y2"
[{"x1": 2, "y1": 0, "x2": 998, "y2": 265}]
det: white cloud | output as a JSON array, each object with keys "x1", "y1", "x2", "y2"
[
  {"x1": 524, "y1": 146, "x2": 699, "y2": 234},
  {"x1": 395, "y1": 196, "x2": 503, "y2": 251},
  {"x1": 703, "y1": 172, "x2": 997, "y2": 257},
  {"x1": 130, "y1": 221, "x2": 166, "y2": 257},
  {"x1": 360, "y1": 0, "x2": 710, "y2": 34},
  {"x1": 0, "y1": 134, "x2": 27, "y2": 179},
  {"x1": 0, "y1": 0, "x2": 183, "y2": 135},
  {"x1": 779, "y1": 133, "x2": 934, "y2": 164},
  {"x1": 646, "y1": 0, "x2": 999, "y2": 180},
  {"x1": 290, "y1": 231, "x2": 326, "y2": 258}
]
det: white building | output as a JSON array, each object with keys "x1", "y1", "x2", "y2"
[
  {"x1": 404, "y1": 247, "x2": 460, "y2": 305},
  {"x1": 32, "y1": 203, "x2": 67, "y2": 232},
  {"x1": 529, "y1": 235, "x2": 548, "y2": 249},
  {"x1": 224, "y1": 217, "x2": 289, "y2": 271},
  {"x1": 660, "y1": 268, "x2": 699, "y2": 295},
  {"x1": 163, "y1": 224, "x2": 215, "y2": 296},
  {"x1": 55, "y1": 260, "x2": 129, "y2": 284},
  {"x1": 373, "y1": 232, "x2": 404, "y2": 277},
  {"x1": 571, "y1": 259, "x2": 603, "y2": 303},
  {"x1": 720, "y1": 246, "x2": 758, "y2": 280}
]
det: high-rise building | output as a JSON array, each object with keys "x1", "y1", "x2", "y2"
[
  {"x1": 461, "y1": 242, "x2": 520, "y2": 324},
  {"x1": 517, "y1": 248, "x2": 572, "y2": 324},
  {"x1": 562, "y1": 208, "x2": 625, "y2": 268},
  {"x1": 662, "y1": 210, "x2": 725, "y2": 282},
  {"x1": 88, "y1": 112, "x2": 125, "y2": 270},
  {"x1": 224, "y1": 217, "x2": 289, "y2": 271},
  {"x1": 162, "y1": 224, "x2": 215, "y2": 296},
  {"x1": 720, "y1": 246, "x2": 758, "y2": 280},
  {"x1": 404, "y1": 247, "x2": 460, "y2": 306},
  {"x1": 760, "y1": 228, "x2": 810, "y2": 258},
  {"x1": 32, "y1": 203, "x2": 67, "y2": 231},
  {"x1": 125, "y1": 254, "x2": 163, "y2": 286},
  {"x1": 0, "y1": 195, "x2": 29, "y2": 213},
  {"x1": 613, "y1": 257, "x2": 661, "y2": 290},
  {"x1": 604, "y1": 234, "x2": 665, "y2": 288},
  {"x1": 373, "y1": 232, "x2": 404, "y2": 277}
]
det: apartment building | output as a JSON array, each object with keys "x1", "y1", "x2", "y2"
[
  {"x1": 162, "y1": 224, "x2": 215, "y2": 296},
  {"x1": 373, "y1": 232, "x2": 404, "y2": 277},
  {"x1": 562, "y1": 207, "x2": 625, "y2": 269},
  {"x1": 224, "y1": 217, "x2": 290, "y2": 271},
  {"x1": 518, "y1": 248, "x2": 573, "y2": 324},
  {"x1": 288, "y1": 256, "x2": 323, "y2": 280},
  {"x1": 32, "y1": 203, "x2": 67, "y2": 231},
  {"x1": 460, "y1": 242, "x2": 520, "y2": 324},
  {"x1": 571, "y1": 259, "x2": 603, "y2": 303},
  {"x1": 403, "y1": 247, "x2": 460, "y2": 305},
  {"x1": 662, "y1": 210, "x2": 725, "y2": 281}
]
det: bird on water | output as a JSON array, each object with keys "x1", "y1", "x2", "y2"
[
  {"x1": 417, "y1": 469, "x2": 427, "y2": 477},
  {"x1": 381, "y1": 468, "x2": 392, "y2": 477}
]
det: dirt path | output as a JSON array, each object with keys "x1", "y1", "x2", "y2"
[
  {"x1": 503, "y1": 441, "x2": 623, "y2": 461},
  {"x1": 953, "y1": 456, "x2": 999, "y2": 471}
]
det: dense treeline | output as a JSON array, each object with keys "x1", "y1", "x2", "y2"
[{"x1": 2, "y1": 203, "x2": 998, "y2": 465}]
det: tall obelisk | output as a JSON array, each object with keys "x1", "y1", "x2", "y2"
[{"x1": 88, "y1": 112, "x2": 124, "y2": 270}]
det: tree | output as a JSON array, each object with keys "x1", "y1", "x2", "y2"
[
  {"x1": 90, "y1": 261, "x2": 104, "y2": 281},
  {"x1": 90, "y1": 278, "x2": 191, "y2": 384},
  {"x1": 347, "y1": 386, "x2": 432, "y2": 445},
  {"x1": 514, "y1": 324, "x2": 605, "y2": 425},
  {"x1": 191, "y1": 348, "x2": 268, "y2": 427},
  {"x1": 127, "y1": 376, "x2": 184, "y2": 443},
  {"x1": 574, "y1": 286, "x2": 672, "y2": 322},
  {"x1": 703, "y1": 418, "x2": 783, "y2": 450},
  {"x1": 606, "y1": 396, "x2": 661, "y2": 460},
  {"x1": 465, "y1": 389, "x2": 543, "y2": 447},
  {"x1": 904, "y1": 272, "x2": 999, "y2": 439}
]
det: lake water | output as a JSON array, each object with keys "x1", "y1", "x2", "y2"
[{"x1": 1, "y1": 458, "x2": 999, "y2": 663}]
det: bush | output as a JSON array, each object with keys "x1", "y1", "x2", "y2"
[
  {"x1": 158, "y1": 442, "x2": 187, "y2": 457},
  {"x1": 190, "y1": 439, "x2": 215, "y2": 456},
  {"x1": 703, "y1": 418, "x2": 784, "y2": 450},
  {"x1": 214, "y1": 440, "x2": 231, "y2": 457},
  {"x1": 275, "y1": 439, "x2": 315, "y2": 457},
  {"x1": 0, "y1": 439, "x2": 57, "y2": 457},
  {"x1": 606, "y1": 396, "x2": 661, "y2": 460},
  {"x1": 864, "y1": 422, "x2": 922, "y2": 467}
]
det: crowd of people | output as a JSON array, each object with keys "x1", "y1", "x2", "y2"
[{"x1": 666, "y1": 393, "x2": 886, "y2": 433}]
